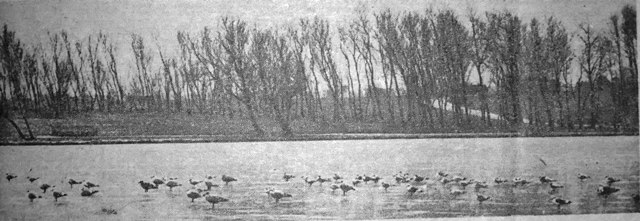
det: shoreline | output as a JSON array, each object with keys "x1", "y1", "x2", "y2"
[{"x1": 2, "y1": 131, "x2": 637, "y2": 146}]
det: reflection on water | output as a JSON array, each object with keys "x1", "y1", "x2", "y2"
[{"x1": 0, "y1": 136, "x2": 638, "y2": 220}]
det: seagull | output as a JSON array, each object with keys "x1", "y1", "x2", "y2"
[
  {"x1": 283, "y1": 173, "x2": 295, "y2": 182},
  {"x1": 221, "y1": 175, "x2": 237, "y2": 185},
  {"x1": 68, "y1": 179, "x2": 84, "y2": 188},
  {"x1": 27, "y1": 191, "x2": 42, "y2": 202},
  {"x1": 477, "y1": 194, "x2": 491, "y2": 204},
  {"x1": 203, "y1": 193, "x2": 229, "y2": 209},
  {"x1": 539, "y1": 176, "x2": 556, "y2": 183},
  {"x1": 81, "y1": 188, "x2": 99, "y2": 197},
  {"x1": 6, "y1": 173, "x2": 17, "y2": 182},
  {"x1": 84, "y1": 182, "x2": 100, "y2": 189},
  {"x1": 406, "y1": 185, "x2": 423, "y2": 196},
  {"x1": 265, "y1": 188, "x2": 292, "y2": 203},
  {"x1": 577, "y1": 173, "x2": 591, "y2": 181},
  {"x1": 340, "y1": 183, "x2": 356, "y2": 196},
  {"x1": 40, "y1": 184, "x2": 54, "y2": 193},
  {"x1": 166, "y1": 180, "x2": 182, "y2": 191},
  {"x1": 52, "y1": 190, "x2": 67, "y2": 202},
  {"x1": 26, "y1": 176, "x2": 40, "y2": 183},
  {"x1": 138, "y1": 181, "x2": 157, "y2": 192},
  {"x1": 550, "y1": 197, "x2": 571, "y2": 210},
  {"x1": 597, "y1": 185, "x2": 620, "y2": 198}
]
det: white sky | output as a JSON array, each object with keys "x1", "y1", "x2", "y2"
[{"x1": 0, "y1": 0, "x2": 636, "y2": 87}]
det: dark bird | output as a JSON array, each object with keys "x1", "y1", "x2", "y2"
[
  {"x1": 27, "y1": 191, "x2": 42, "y2": 202},
  {"x1": 539, "y1": 176, "x2": 556, "y2": 183},
  {"x1": 550, "y1": 197, "x2": 571, "y2": 209},
  {"x1": 477, "y1": 194, "x2": 491, "y2": 204},
  {"x1": 577, "y1": 173, "x2": 591, "y2": 181},
  {"x1": 597, "y1": 185, "x2": 620, "y2": 198},
  {"x1": 370, "y1": 175, "x2": 382, "y2": 183},
  {"x1": 550, "y1": 182, "x2": 564, "y2": 190},
  {"x1": 188, "y1": 179, "x2": 203, "y2": 186},
  {"x1": 329, "y1": 183, "x2": 340, "y2": 193},
  {"x1": 303, "y1": 176, "x2": 316, "y2": 187},
  {"x1": 538, "y1": 158, "x2": 548, "y2": 166},
  {"x1": 333, "y1": 174, "x2": 342, "y2": 181},
  {"x1": 406, "y1": 185, "x2": 423, "y2": 196},
  {"x1": 316, "y1": 176, "x2": 331, "y2": 185},
  {"x1": 437, "y1": 171, "x2": 449, "y2": 177},
  {"x1": 450, "y1": 188, "x2": 466, "y2": 197},
  {"x1": 451, "y1": 175, "x2": 467, "y2": 182},
  {"x1": 513, "y1": 177, "x2": 530, "y2": 186},
  {"x1": 166, "y1": 180, "x2": 182, "y2": 191},
  {"x1": 632, "y1": 194, "x2": 640, "y2": 203},
  {"x1": 413, "y1": 175, "x2": 426, "y2": 183},
  {"x1": 186, "y1": 190, "x2": 204, "y2": 202},
  {"x1": 52, "y1": 191, "x2": 67, "y2": 202},
  {"x1": 151, "y1": 177, "x2": 165, "y2": 187},
  {"x1": 355, "y1": 175, "x2": 363, "y2": 180},
  {"x1": 494, "y1": 177, "x2": 508, "y2": 184},
  {"x1": 203, "y1": 193, "x2": 229, "y2": 209},
  {"x1": 84, "y1": 182, "x2": 99, "y2": 189},
  {"x1": 351, "y1": 179, "x2": 362, "y2": 186},
  {"x1": 362, "y1": 175, "x2": 374, "y2": 183},
  {"x1": 283, "y1": 173, "x2": 295, "y2": 182},
  {"x1": 81, "y1": 188, "x2": 99, "y2": 197},
  {"x1": 221, "y1": 175, "x2": 237, "y2": 185},
  {"x1": 474, "y1": 181, "x2": 489, "y2": 192},
  {"x1": 265, "y1": 188, "x2": 292, "y2": 203},
  {"x1": 138, "y1": 181, "x2": 157, "y2": 192},
  {"x1": 40, "y1": 184, "x2": 54, "y2": 193},
  {"x1": 604, "y1": 176, "x2": 620, "y2": 186},
  {"x1": 6, "y1": 173, "x2": 17, "y2": 182},
  {"x1": 440, "y1": 177, "x2": 453, "y2": 185},
  {"x1": 459, "y1": 180, "x2": 474, "y2": 189},
  {"x1": 68, "y1": 179, "x2": 84, "y2": 188},
  {"x1": 339, "y1": 183, "x2": 356, "y2": 196},
  {"x1": 27, "y1": 176, "x2": 39, "y2": 183},
  {"x1": 381, "y1": 182, "x2": 393, "y2": 192},
  {"x1": 204, "y1": 177, "x2": 219, "y2": 191}
]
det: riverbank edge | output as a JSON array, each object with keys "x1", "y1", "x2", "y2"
[{"x1": 1, "y1": 131, "x2": 637, "y2": 146}]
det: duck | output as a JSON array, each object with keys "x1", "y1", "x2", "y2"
[
  {"x1": 577, "y1": 173, "x2": 591, "y2": 181},
  {"x1": 283, "y1": 173, "x2": 295, "y2": 182},
  {"x1": 6, "y1": 173, "x2": 17, "y2": 182},
  {"x1": 303, "y1": 176, "x2": 316, "y2": 187},
  {"x1": 26, "y1": 176, "x2": 39, "y2": 183},
  {"x1": 40, "y1": 183, "x2": 54, "y2": 193},
  {"x1": 550, "y1": 197, "x2": 571, "y2": 209},
  {"x1": 539, "y1": 176, "x2": 556, "y2": 183},
  {"x1": 265, "y1": 188, "x2": 292, "y2": 203},
  {"x1": 333, "y1": 174, "x2": 342, "y2": 181},
  {"x1": 603, "y1": 176, "x2": 620, "y2": 186},
  {"x1": 339, "y1": 183, "x2": 356, "y2": 196},
  {"x1": 203, "y1": 193, "x2": 229, "y2": 209},
  {"x1": 477, "y1": 194, "x2": 491, "y2": 204},
  {"x1": 138, "y1": 181, "x2": 157, "y2": 192},
  {"x1": 597, "y1": 185, "x2": 620, "y2": 198},
  {"x1": 188, "y1": 179, "x2": 203, "y2": 186},
  {"x1": 68, "y1": 179, "x2": 84, "y2": 188},
  {"x1": 165, "y1": 180, "x2": 182, "y2": 191},
  {"x1": 27, "y1": 191, "x2": 42, "y2": 202},
  {"x1": 84, "y1": 182, "x2": 99, "y2": 189},
  {"x1": 52, "y1": 190, "x2": 67, "y2": 202},
  {"x1": 494, "y1": 177, "x2": 508, "y2": 184},
  {"x1": 81, "y1": 188, "x2": 99, "y2": 197},
  {"x1": 381, "y1": 182, "x2": 393, "y2": 192},
  {"x1": 406, "y1": 185, "x2": 423, "y2": 196},
  {"x1": 186, "y1": 189, "x2": 204, "y2": 202},
  {"x1": 221, "y1": 175, "x2": 237, "y2": 185}
]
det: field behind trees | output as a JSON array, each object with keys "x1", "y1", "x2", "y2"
[{"x1": 1, "y1": 4, "x2": 638, "y2": 140}]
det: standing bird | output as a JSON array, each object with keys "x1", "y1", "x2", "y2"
[
  {"x1": 84, "y1": 182, "x2": 99, "y2": 189},
  {"x1": 370, "y1": 175, "x2": 382, "y2": 184},
  {"x1": 165, "y1": 180, "x2": 182, "y2": 191},
  {"x1": 138, "y1": 181, "x2": 157, "y2": 192},
  {"x1": 333, "y1": 174, "x2": 342, "y2": 181},
  {"x1": 26, "y1": 176, "x2": 40, "y2": 183},
  {"x1": 316, "y1": 176, "x2": 331, "y2": 185},
  {"x1": 406, "y1": 185, "x2": 423, "y2": 196},
  {"x1": 340, "y1": 183, "x2": 356, "y2": 196},
  {"x1": 381, "y1": 182, "x2": 393, "y2": 192},
  {"x1": 188, "y1": 179, "x2": 203, "y2": 186},
  {"x1": 265, "y1": 188, "x2": 292, "y2": 203},
  {"x1": 68, "y1": 179, "x2": 84, "y2": 188},
  {"x1": 597, "y1": 185, "x2": 620, "y2": 198},
  {"x1": 603, "y1": 176, "x2": 620, "y2": 186},
  {"x1": 81, "y1": 188, "x2": 99, "y2": 197},
  {"x1": 151, "y1": 177, "x2": 165, "y2": 187},
  {"x1": 204, "y1": 176, "x2": 218, "y2": 191},
  {"x1": 186, "y1": 189, "x2": 204, "y2": 202},
  {"x1": 52, "y1": 191, "x2": 67, "y2": 202},
  {"x1": 221, "y1": 175, "x2": 237, "y2": 185},
  {"x1": 577, "y1": 173, "x2": 591, "y2": 182},
  {"x1": 329, "y1": 183, "x2": 340, "y2": 193},
  {"x1": 27, "y1": 191, "x2": 42, "y2": 202},
  {"x1": 513, "y1": 177, "x2": 530, "y2": 186},
  {"x1": 550, "y1": 197, "x2": 572, "y2": 210},
  {"x1": 351, "y1": 179, "x2": 362, "y2": 186},
  {"x1": 539, "y1": 176, "x2": 556, "y2": 183},
  {"x1": 6, "y1": 173, "x2": 17, "y2": 182},
  {"x1": 203, "y1": 193, "x2": 229, "y2": 209},
  {"x1": 303, "y1": 177, "x2": 316, "y2": 187},
  {"x1": 40, "y1": 184, "x2": 54, "y2": 193},
  {"x1": 477, "y1": 194, "x2": 491, "y2": 204},
  {"x1": 283, "y1": 173, "x2": 295, "y2": 182}
]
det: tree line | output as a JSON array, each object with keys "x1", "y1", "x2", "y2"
[{"x1": 1, "y1": 5, "x2": 637, "y2": 138}]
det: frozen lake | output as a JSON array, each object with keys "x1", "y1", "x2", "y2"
[{"x1": 1, "y1": 136, "x2": 638, "y2": 220}]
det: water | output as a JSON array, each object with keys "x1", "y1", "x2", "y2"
[{"x1": 0, "y1": 136, "x2": 638, "y2": 220}]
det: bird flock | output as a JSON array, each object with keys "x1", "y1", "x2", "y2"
[{"x1": 5, "y1": 167, "x2": 640, "y2": 215}]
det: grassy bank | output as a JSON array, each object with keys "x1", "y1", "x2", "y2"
[{"x1": 1, "y1": 112, "x2": 637, "y2": 145}]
